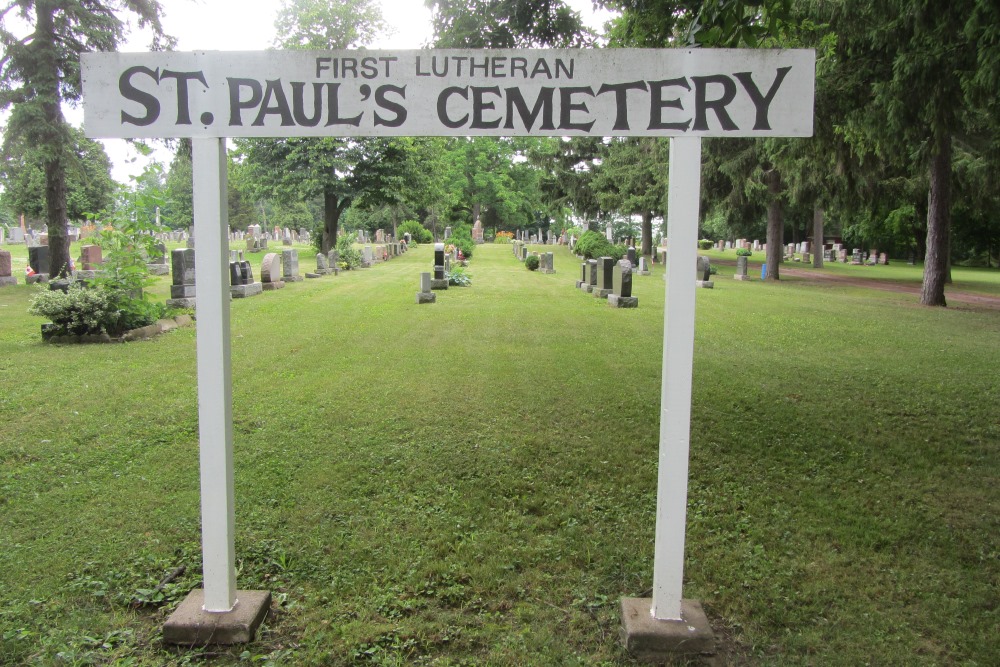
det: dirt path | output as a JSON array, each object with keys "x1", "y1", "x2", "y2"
[{"x1": 717, "y1": 260, "x2": 1000, "y2": 309}]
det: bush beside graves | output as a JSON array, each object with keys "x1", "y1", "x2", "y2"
[
  {"x1": 397, "y1": 220, "x2": 433, "y2": 244},
  {"x1": 735, "y1": 247, "x2": 752, "y2": 257},
  {"x1": 447, "y1": 266, "x2": 472, "y2": 286},
  {"x1": 699, "y1": 239, "x2": 713, "y2": 250},
  {"x1": 29, "y1": 283, "x2": 169, "y2": 338},
  {"x1": 336, "y1": 232, "x2": 363, "y2": 269},
  {"x1": 573, "y1": 230, "x2": 626, "y2": 260},
  {"x1": 524, "y1": 255, "x2": 540, "y2": 271}
]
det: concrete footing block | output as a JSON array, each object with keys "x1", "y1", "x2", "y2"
[
  {"x1": 695, "y1": 280, "x2": 715, "y2": 289},
  {"x1": 733, "y1": 274, "x2": 752, "y2": 281},
  {"x1": 261, "y1": 281, "x2": 285, "y2": 290},
  {"x1": 416, "y1": 291, "x2": 436, "y2": 304},
  {"x1": 163, "y1": 589, "x2": 271, "y2": 645},
  {"x1": 430, "y1": 278, "x2": 449, "y2": 290},
  {"x1": 619, "y1": 598, "x2": 715, "y2": 662},
  {"x1": 593, "y1": 288, "x2": 612, "y2": 299},
  {"x1": 608, "y1": 295, "x2": 638, "y2": 308}
]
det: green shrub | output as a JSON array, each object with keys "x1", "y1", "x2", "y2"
[
  {"x1": 448, "y1": 224, "x2": 475, "y2": 260},
  {"x1": 735, "y1": 247, "x2": 752, "y2": 257},
  {"x1": 447, "y1": 266, "x2": 472, "y2": 286},
  {"x1": 698, "y1": 239, "x2": 713, "y2": 250},
  {"x1": 28, "y1": 283, "x2": 168, "y2": 337},
  {"x1": 398, "y1": 219, "x2": 433, "y2": 245},
  {"x1": 573, "y1": 230, "x2": 626, "y2": 260},
  {"x1": 337, "y1": 232, "x2": 363, "y2": 269},
  {"x1": 525, "y1": 255, "x2": 540, "y2": 271}
]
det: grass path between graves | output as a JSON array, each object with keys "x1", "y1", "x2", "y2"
[{"x1": 0, "y1": 243, "x2": 998, "y2": 666}]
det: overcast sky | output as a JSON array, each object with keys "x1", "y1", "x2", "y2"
[{"x1": 87, "y1": 0, "x2": 615, "y2": 181}]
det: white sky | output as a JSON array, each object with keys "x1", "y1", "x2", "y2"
[{"x1": 80, "y1": 0, "x2": 615, "y2": 182}]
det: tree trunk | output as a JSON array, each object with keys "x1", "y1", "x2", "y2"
[
  {"x1": 812, "y1": 203, "x2": 824, "y2": 269},
  {"x1": 914, "y1": 195, "x2": 928, "y2": 261},
  {"x1": 641, "y1": 210, "x2": 653, "y2": 261},
  {"x1": 38, "y1": 5, "x2": 70, "y2": 277},
  {"x1": 921, "y1": 133, "x2": 951, "y2": 306},
  {"x1": 764, "y1": 169, "x2": 783, "y2": 281},
  {"x1": 472, "y1": 202, "x2": 481, "y2": 224},
  {"x1": 322, "y1": 190, "x2": 349, "y2": 254}
]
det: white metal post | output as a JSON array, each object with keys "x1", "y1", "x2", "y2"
[
  {"x1": 652, "y1": 136, "x2": 702, "y2": 621},
  {"x1": 192, "y1": 138, "x2": 237, "y2": 612}
]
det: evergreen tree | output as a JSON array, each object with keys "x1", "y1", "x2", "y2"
[{"x1": 0, "y1": 0, "x2": 168, "y2": 276}]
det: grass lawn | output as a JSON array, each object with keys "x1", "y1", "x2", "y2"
[{"x1": 0, "y1": 242, "x2": 997, "y2": 665}]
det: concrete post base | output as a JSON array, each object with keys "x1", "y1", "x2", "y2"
[
  {"x1": 619, "y1": 598, "x2": 715, "y2": 661},
  {"x1": 416, "y1": 291, "x2": 436, "y2": 304},
  {"x1": 608, "y1": 295, "x2": 638, "y2": 308},
  {"x1": 733, "y1": 274, "x2": 752, "y2": 281},
  {"x1": 430, "y1": 278, "x2": 449, "y2": 290},
  {"x1": 695, "y1": 280, "x2": 715, "y2": 289},
  {"x1": 163, "y1": 589, "x2": 271, "y2": 645},
  {"x1": 261, "y1": 281, "x2": 285, "y2": 290},
  {"x1": 0, "y1": 276, "x2": 17, "y2": 286},
  {"x1": 593, "y1": 288, "x2": 613, "y2": 299}
]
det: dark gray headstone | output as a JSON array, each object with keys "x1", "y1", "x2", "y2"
[
  {"x1": 597, "y1": 257, "x2": 615, "y2": 290},
  {"x1": 697, "y1": 256, "x2": 711, "y2": 282},
  {"x1": 587, "y1": 259, "x2": 598, "y2": 285},
  {"x1": 171, "y1": 248, "x2": 195, "y2": 286},
  {"x1": 627, "y1": 246, "x2": 637, "y2": 266},
  {"x1": 613, "y1": 260, "x2": 633, "y2": 298},
  {"x1": 229, "y1": 261, "x2": 244, "y2": 286},
  {"x1": 28, "y1": 246, "x2": 50, "y2": 275}
]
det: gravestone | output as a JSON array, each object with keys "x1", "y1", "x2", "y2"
[
  {"x1": 281, "y1": 249, "x2": 302, "y2": 282},
  {"x1": 594, "y1": 256, "x2": 615, "y2": 299},
  {"x1": 167, "y1": 248, "x2": 196, "y2": 309},
  {"x1": 431, "y1": 243, "x2": 448, "y2": 290},
  {"x1": 310, "y1": 253, "x2": 329, "y2": 278},
  {"x1": 361, "y1": 245, "x2": 373, "y2": 267},
  {"x1": 0, "y1": 227, "x2": 4, "y2": 244},
  {"x1": 148, "y1": 242, "x2": 169, "y2": 275},
  {"x1": 0, "y1": 249, "x2": 16, "y2": 286},
  {"x1": 416, "y1": 272, "x2": 436, "y2": 304},
  {"x1": 696, "y1": 256, "x2": 714, "y2": 288},
  {"x1": 584, "y1": 259, "x2": 599, "y2": 293},
  {"x1": 637, "y1": 256, "x2": 651, "y2": 276},
  {"x1": 540, "y1": 252, "x2": 555, "y2": 274},
  {"x1": 878, "y1": 252, "x2": 888, "y2": 265},
  {"x1": 327, "y1": 250, "x2": 340, "y2": 275},
  {"x1": 472, "y1": 219, "x2": 484, "y2": 244},
  {"x1": 27, "y1": 246, "x2": 50, "y2": 283},
  {"x1": 81, "y1": 245, "x2": 103, "y2": 270},
  {"x1": 734, "y1": 255, "x2": 751, "y2": 281},
  {"x1": 627, "y1": 246, "x2": 638, "y2": 266},
  {"x1": 231, "y1": 251, "x2": 261, "y2": 298},
  {"x1": 10, "y1": 227, "x2": 24, "y2": 244},
  {"x1": 576, "y1": 261, "x2": 588, "y2": 288},
  {"x1": 851, "y1": 249, "x2": 862, "y2": 265},
  {"x1": 608, "y1": 260, "x2": 638, "y2": 308},
  {"x1": 260, "y1": 253, "x2": 285, "y2": 290}
]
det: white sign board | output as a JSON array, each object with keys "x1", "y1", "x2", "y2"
[{"x1": 82, "y1": 49, "x2": 814, "y2": 139}]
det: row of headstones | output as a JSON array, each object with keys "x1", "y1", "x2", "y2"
[
  {"x1": 416, "y1": 243, "x2": 454, "y2": 303},
  {"x1": 1, "y1": 245, "x2": 109, "y2": 286},
  {"x1": 0, "y1": 227, "x2": 85, "y2": 247},
  {"x1": 512, "y1": 229, "x2": 560, "y2": 245},
  {"x1": 575, "y1": 257, "x2": 638, "y2": 308}
]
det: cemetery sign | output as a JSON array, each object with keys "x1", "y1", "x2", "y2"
[{"x1": 82, "y1": 49, "x2": 814, "y2": 139}]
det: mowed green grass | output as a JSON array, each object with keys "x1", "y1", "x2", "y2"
[{"x1": 0, "y1": 242, "x2": 997, "y2": 666}]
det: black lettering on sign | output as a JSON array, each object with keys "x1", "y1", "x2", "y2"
[
  {"x1": 160, "y1": 70, "x2": 208, "y2": 125},
  {"x1": 437, "y1": 86, "x2": 469, "y2": 129},
  {"x1": 596, "y1": 81, "x2": 647, "y2": 132},
  {"x1": 734, "y1": 67, "x2": 791, "y2": 131},
  {"x1": 470, "y1": 86, "x2": 502, "y2": 129},
  {"x1": 559, "y1": 87, "x2": 595, "y2": 132},
  {"x1": 374, "y1": 85, "x2": 406, "y2": 127},
  {"x1": 119, "y1": 66, "x2": 161, "y2": 126},
  {"x1": 646, "y1": 78, "x2": 691, "y2": 131},
  {"x1": 228, "y1": 78, "x2": 263, "y2": 126},
  {"x1": 504, "y1": 87, "x2": 555, "y2": 131},
  {"x1": 692, "y1": 75, "x2": 737, "y2": 131}
]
